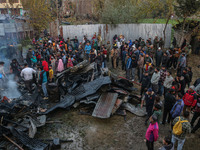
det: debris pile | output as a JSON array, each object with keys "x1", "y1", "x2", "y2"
[{"x1": 0, "y1": 60, "x2": 145, "y2": 149}]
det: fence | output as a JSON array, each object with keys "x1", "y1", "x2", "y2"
[{"x1": 62, "y1": 23, "x2": 172, "y2": 48}]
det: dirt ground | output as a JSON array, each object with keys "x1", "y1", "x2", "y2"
[{"x1": 37, "y1": 54, "x2": 200, "y2": 150}]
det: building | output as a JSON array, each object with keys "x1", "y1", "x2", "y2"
[{"x1": 0, "y1": 0, "x2": 23, "y2": 16}]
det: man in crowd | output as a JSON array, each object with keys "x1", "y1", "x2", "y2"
[
  {"x1": 20, "y1": 63, "x2": 36, "y2": 95},
  {"x1": 171, "y1": 111, "x2": 191, "y2": 150},
  {"x1": 183, "y1": 85, "x2": 197, "y2": 114},
  {"x1": 162, "y1": 89, "x2": 176, "y2": 125},
  {"x1": 151, "y1": 68, "x2": 160, "y2": 95},
  {"x1": 145, "y1": 115, "x2": 159, "y2": 150},
  {"x1": 141, "y1": 88, "x2": 155, "y2": 125}
]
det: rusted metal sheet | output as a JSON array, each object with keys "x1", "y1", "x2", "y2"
[
  {"x1": 92, "y1": 93, "x2": 118, "y2": 118},
  {"x1": 111, "y1": 99, "x2": 123, "y2": 115}
]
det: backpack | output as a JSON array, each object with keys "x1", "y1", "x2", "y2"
[{"x1": 173, "y1": 117, "x2": 188, "y2": 135}]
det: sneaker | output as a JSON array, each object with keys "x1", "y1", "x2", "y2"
[{"x1": 43, "y1": 97, "x2": 49, "y2": 100}]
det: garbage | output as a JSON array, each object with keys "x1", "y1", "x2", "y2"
[
  {"x1": 122, "y1": 103, "x2": 146, "y2": 117},
  {"x1": 92, "y1": 93, "x2": 118, "y2": 118},
  {"x1": 0, "y1": 60, "x2": 142, "y2": 149}
]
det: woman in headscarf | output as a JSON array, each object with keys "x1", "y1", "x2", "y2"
[{"x1": 57, "y1": 59, "x2": 64, "y2": 73}]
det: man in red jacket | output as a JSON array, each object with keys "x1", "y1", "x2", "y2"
[{"x1": 183, "y1": 85, "x2": 197, "y2": 114}]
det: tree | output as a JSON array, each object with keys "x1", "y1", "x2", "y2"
[
  {"x1": 21, "y1": 0, "x2": 55, "y2": 32},
  {"x1": 174, "y1": 0, "x2": 200, "y2": 45}
]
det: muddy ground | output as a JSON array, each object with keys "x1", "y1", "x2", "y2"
[{"x1": 37, "y1": 54, "x2": 200, "y2": 150}]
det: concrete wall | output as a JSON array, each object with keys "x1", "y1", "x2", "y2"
[{"x1": 62, "y1": 23, "x2": 172, "y2": 48}]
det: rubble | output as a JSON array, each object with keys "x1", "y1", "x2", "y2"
[{"x1": 0, "y1": 60, "x2": 145, "y2": 149}]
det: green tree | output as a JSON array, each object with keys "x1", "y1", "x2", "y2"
[
  {"x1": 174, "y1": 0, "x2": 200, "y2": 45},
  {"x1": 21, "y1": 0, "x2": 55, "y2": 32}
]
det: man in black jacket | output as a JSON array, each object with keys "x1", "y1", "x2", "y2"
[
  {"x1": 26, "y1": 48, "x2": 33, "y2": 67},
  {"x1": 162, "y1": 88, "x2": 176, "y2": 125}
]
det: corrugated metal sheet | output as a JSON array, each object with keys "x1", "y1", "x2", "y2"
[
  {"x1": 0, "y1": 23, "x2": 32, "y2": 35},
  {"x1": 4, "y1": 23, "x2": 16, "y2": 33},
  {"x1": 62, "y1": 24, "x2": 172, "y2": 48},
  {"x1": 92, "y1": 93, "x2": 118, "y2": 118},
  {"x1": 0, "y1": 24, "x2": 5, "y2": 36}
]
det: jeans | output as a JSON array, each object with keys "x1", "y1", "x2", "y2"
[
  {"x1": 158, "y1": 82, "x2": 164, "y2": 96},
  {"x1": 171, "y1": 134, "x2": 185, "y2": 150},
  {"x1": 42, "y1": 82, "x2": 48, "y2": 97},
  {"x1": 132, "y1": 68, "x2": 136, "y2": 80}
]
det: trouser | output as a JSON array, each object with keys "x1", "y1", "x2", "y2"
[
  {"x1": 116, "y1": 57, "x2": 119, "y2": 67},
  {"x1": 42, "y1": 82, "x2": 48, "y2": 97},
  {"x1": 158, "y1": 82, "x2": 164, "y2": 96},
  {"x1": 26, "y1": 58, "x2": 32, "y2": 67},
  {"x1": 162, "y1": 107, "x2": 171, "y2": 124},
  {"x1": 24, "y1": 79, "x2": 32, "y2": 93},
  {"x1": 86, "y1": 53, "x2": 89, "y2": 60},
  {"x1": 152, "y1": 84, "x2": 158, "y2": 95},
  {"x1": 140, "y1": 86, "x2": 146, "y2": 96},
  {"x1": 126, "y1": 68, "x2": 131, "y2": 80},
  {"x1": 146, "y1": 140, "x2": 154, "y2": 150},
  {"x1": 145, "y1": 106, "x2": 153, "y2": 123},
  {"x1": 192, "y1": 117, "x2": 200, "y2": 133},
  {"x1": 132, "y1": 68, "x2": 136, "y2": 80},
  {"x1": 113, "y1": 58, "x2": 117, "y2": 68},
  {"x1": 138, "y1": 68, "x2": 143, "y2": 82},
  {"x1": 156, "y1": 60, "x2": 161, "y2": 67},
  {"x1": 173, "y1": 57, "x2": 178, "y2": 68},
  {"x1": 191, "y1": 112, "x2": 200, "y2": 127},
  {"x1": 122, "y1": 61, "x2": 125, "y2": 70},
  {"x1": 171, "y1": 134, "x2": 185, "y2": 150},
  {"x1": 164, "y1": 87, "x2": 169, "y2": 97},
  {"x1": 168, "y1": 57, "x2": 173, "y2": 68},
  {"x1": 107, "y1": 54, "x2": 110, "y2": 62},
  {"x1": 111, "y1": 57, "x2": 114, "y2": 68}
]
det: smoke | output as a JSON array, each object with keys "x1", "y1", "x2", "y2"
[{"x1": 1, "y1": 74, "x2": 21, "y2": 99}]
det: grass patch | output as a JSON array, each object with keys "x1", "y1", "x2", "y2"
[
  {"x1": 138, "y1": 18, "x2": 200, "y2": 25},
  {"x1": 138, "y1": 18, "x2": 179, "y2": 25}
]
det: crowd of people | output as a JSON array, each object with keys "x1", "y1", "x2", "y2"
[{"x1": 0, "y1": 32, "x2": 199, "y2": 150}]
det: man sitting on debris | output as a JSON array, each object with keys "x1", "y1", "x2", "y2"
[{"x1": 20, "y1": 63, "x2": 36, "y2": 95}]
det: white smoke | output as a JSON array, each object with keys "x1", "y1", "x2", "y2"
[{"x1": 1, "y1": 74, "x2": 21, "y2": 99}]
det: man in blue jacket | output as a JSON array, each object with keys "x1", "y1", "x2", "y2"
[
  {"x1": 126, "y1": 55, "x2": 132, "y2": 80},
  {"x1": 170, "y1": 93, "x2": 184, "y2": 127},
  {"x1": 85, "y1": 42, "x2": 92, "y2": 60}
]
